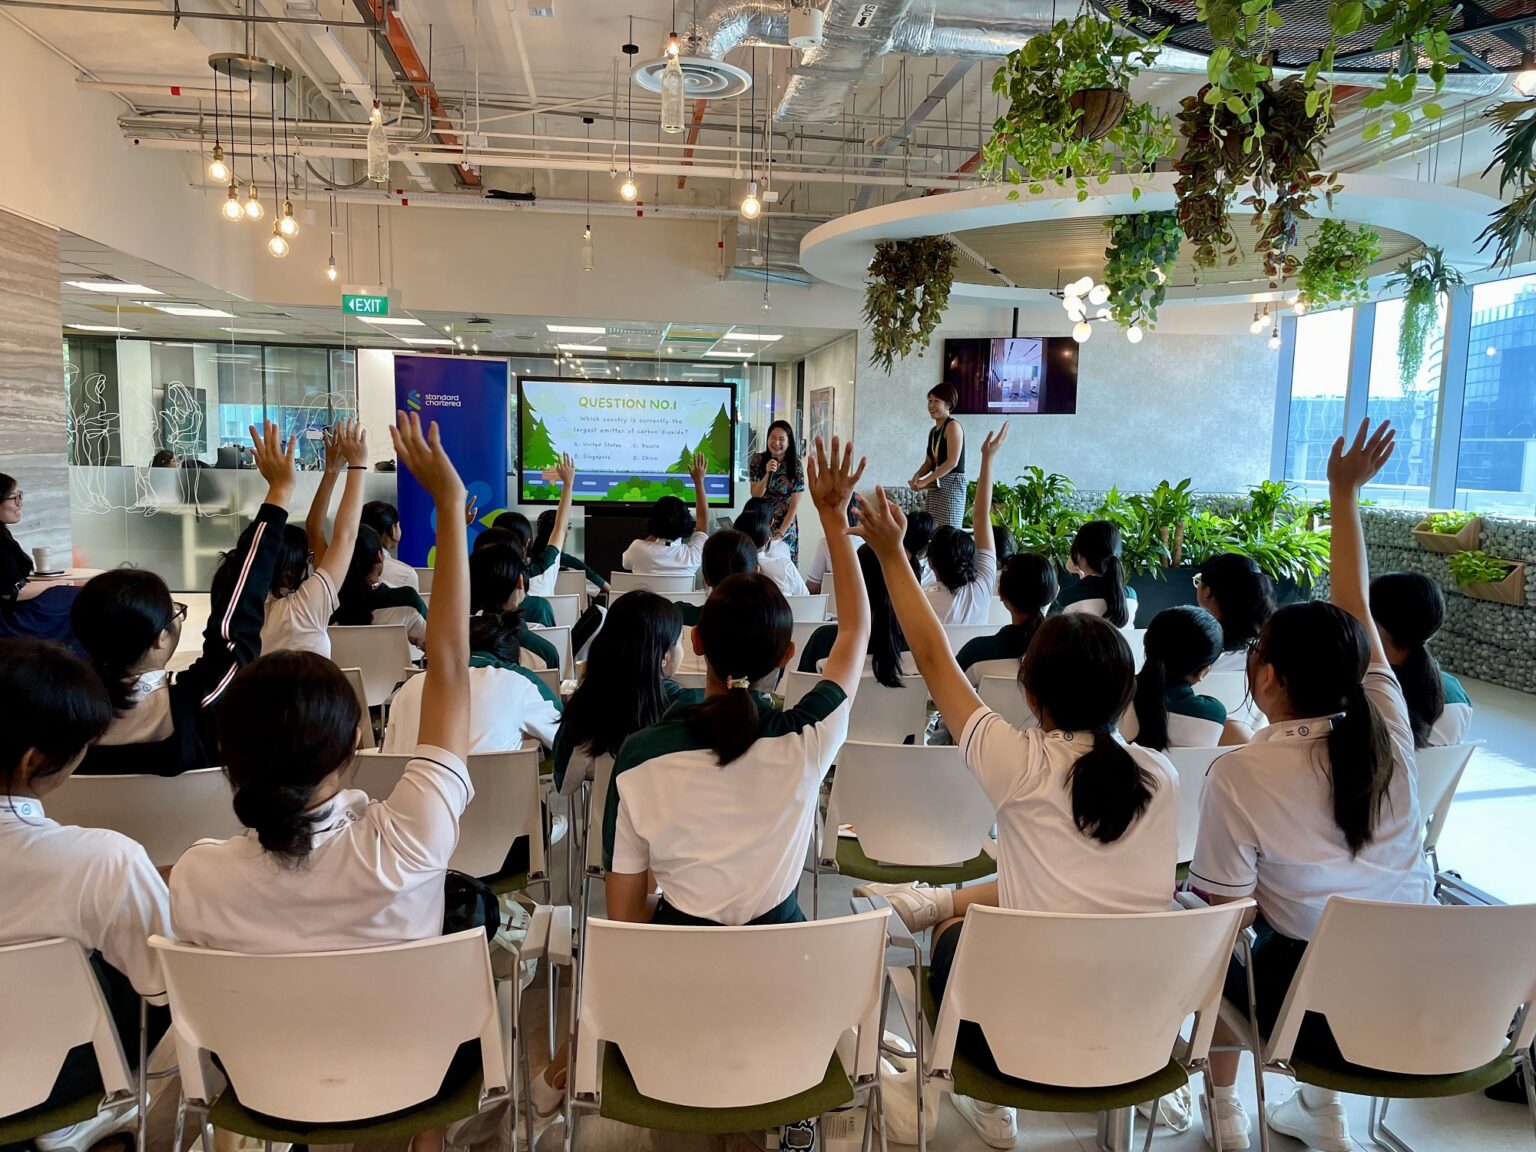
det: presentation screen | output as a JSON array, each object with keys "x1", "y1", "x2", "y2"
[
  {"x1": 516, "y1": 377, "x2": 735, "y2": 507},
  {"x1": 941, "y1": 337, "x2": 1079, "y2": 415}
]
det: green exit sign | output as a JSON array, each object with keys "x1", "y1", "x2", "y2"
[{"x1": 341, "y1": 293, "x2": 390, "y2": 317}]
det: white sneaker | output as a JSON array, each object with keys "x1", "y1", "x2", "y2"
[
  {"x1": 35, "y1": 1102, "x2": 139, "y2": 1152},
  {"x1": 1265, "y1": 1089, "x2": 1351, "y2": 1152},
  {"x1": 1136, "y1": 1083, "x2": 1193, "y2": 1132},
  {"x1": 850, "y1": 882, "x2": 952, "y2": 932},
  {"x1": 528, "y1": 1067, "x2": 565, "y2": 1118},
  {"x1": 950, "y1": 1096, "x2": 1017, "y2": 1149},
  {"x1": 548, "y1": 814, "x2": 568, "y2": 847},
  {"x1": 1199, "y1": 1094, "x2": 1251, "y2": 1150}
]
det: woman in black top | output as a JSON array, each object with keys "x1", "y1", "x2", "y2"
[
  {"x1": 70, "y1": 423, "x2": 295, "y2": 778},
  {"x1": 910, "y1": 384, "x2": 967, "y2": 528},
  {"x1": 0, "y1": 473, "x2": 80, "y2": 642}
]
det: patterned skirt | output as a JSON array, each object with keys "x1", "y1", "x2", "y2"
[{"x1": 924, "y1": 471, "x2": 968, "y2": 529}]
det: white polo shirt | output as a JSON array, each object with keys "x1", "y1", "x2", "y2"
[
  {"x1": 803, "y1": 539, "x2": 831, "y2": 588},
  {"x1": 1120, "y1": 684, "x2": 1228, "y2": 749},
  {"x1": 383, "y1": 665, "x2": 560, "y2": 754},
  {"x1": 1429, "y1": 669, "x2": 1473, "y2": 747},
  {"x1": 959, "y1": 710, "x2": 1180, "y2": 914},
  {"x1": 380, "y1": 553, "x2": 420, "y2": 591},
  {"x1": 0, "y1": 796, "x2": 172, "y2": 995},
  {"x1": 1189, "y1": 663, "x2": 1434, "y2": 942},
  {"x1": 758, "y1": 550, "x2": 809, "y2": 597},
  {"x1": 1211, "y1": 648, "x2": 1249, "y2": 673},
  {"x1": 924, "y1": 547, "x2": 998, "y2": 626},
  {"x1": 171, "y1": 744, "x2": 471, "y2": 953},
  {"x1": 621, "y1": 533, "x2": 708, "y2": 577},
  {"x1": 260, "y1": 571, "x2": 339, "y2": 657},
  {"x1": 604, "y1": 681, "x2": 851, "y2": 924},
  {"x1": 1058, "y1": 574, "x2": 1140, "y2": 628}
]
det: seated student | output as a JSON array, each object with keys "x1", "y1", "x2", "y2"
[
  {"x1": 741, "y1": 496, "x2": 791, "y2": 562},
  {"x1": 903, "y1": 509, "x2": 937, "y2": 586},
  {"x1": 955, "y1": 551, "x2": 1057, "y2": 688},
  {"x1": 332, "y1": 526, "x2": 429, "y2": 651},
  {"x1": 0, "y1": 639, "x2": 173, "y2": 1152},
  {"x1": 1193, "y1": 421, "x2": 1434, "y2": 1152},
  {"x1": 922, "y1": 427, "x2": 1003, "y2": 625},
  {"x1": 736, "y1": 507, "x2": 809, "y2": 597},
  {"x1": 361, "y1": 499, "x2": 419, "y2": 590},
  {"x1": 992, "y1": 523, "x2": 1017, "y2": 570},
  {"x1": 469, "y1": 546, "x2": 560, "y2": 670},
  {"x1": 172, "y1": 411, "x2": 476, "y2": 961},
  {"x1": 845, "y1": 430, "x2": 1178, "y2": 1151},
  {"x1": 798, "y1": 543, "x2": 918, "y2": 684},
  {"x1": 527, "y1": 508, "x2": 608, "y2": 599},
  {"x1": 1121, "y1": 605, "x2": 1247, "y2": 750},
  {"x1": 620, "y1": 454, "x2": 709, "y2": 576},
  {"x1": 1196, "y1": 553, "x2": 1276, "y2": 672},
  {"x1": 1058, "y1": 519, "x2": 1138, "y2": 629},
  {"x1": 672, "y1": 529, "x2": 757, "y2": 680},
  {"x1": 1369, "y1": 571, "x2": 1472, "y2": 748},
  {"x1": 261, "y1": 419, "x2": 369, "y2": 659},
  {"x1": 71, "y1": 422, "x2": 294, "y2": 778}
]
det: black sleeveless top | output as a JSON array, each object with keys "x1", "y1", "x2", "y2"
[{"x1": 927, "y1": 417, "x2": 966, "y2": 474}]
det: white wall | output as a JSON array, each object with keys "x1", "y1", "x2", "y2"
[{"x1": 794, "y1": 333, "x2": 860, "y2": 568}]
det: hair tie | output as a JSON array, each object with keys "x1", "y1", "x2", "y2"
[{"x1": 726, "y1": 676, "x2": 752, "y2": 690}]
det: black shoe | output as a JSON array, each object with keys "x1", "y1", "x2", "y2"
[
  {"x1": 781, "y1": 1119, "x2": 816, "y2": 1151},
  {"x1": 1485, "y1": 1067, "x2": 1529, "y2": 1104}
]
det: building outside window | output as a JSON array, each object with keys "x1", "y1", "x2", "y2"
[
  {"x1": 1282, "y1": 308, "x2": 1354, "y2": 500},
  {"x1": 1457, "y1": 275, "x2": 1536, "y2": 517}
]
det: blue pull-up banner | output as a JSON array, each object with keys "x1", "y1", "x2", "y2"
[{"x1": 393, "y1": 354, "x2": 509, "y2": 567}]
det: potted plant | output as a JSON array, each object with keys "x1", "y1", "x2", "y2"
[
  {"x1": 1447, "y1": 550, "x2": 1527, "y2": 606},
  {"x1": 1296, "y1": 219, "x2": 1381, "y2": 310},
  {"x1": 1103, "y1": 212, "x2": 1183, "y2": 334},
  {"x1": 862, "y1": 237, "x2": 956, "y2": 373},
  {"x1": 1385, "y1": 247, "x2": 1465, "y2": 390},
  {"x1": 983, "y1": 14, "x2": 1174, "y2": 203},
  {"x1": 1410, "y1": 509, "x2": 1482, "y2": 554}
]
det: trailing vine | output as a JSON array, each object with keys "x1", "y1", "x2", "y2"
[
  {"x1": 1384, "y1": 246, "x2": 1464, "y2": 389},
  {"x1": 862, "y1": 237, "x2": 957, "y2": 374},
  {"x1": 1102, "y1": 212, "x2": 1184, "y2": 331}
]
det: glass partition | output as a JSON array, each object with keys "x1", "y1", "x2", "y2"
[
  {"x1": 1457, "y1": 275, "x2": 1536, "y2": 517},
  {"x1": 1362, "y1": 296, "x2": 1445, "y2": 506},
  {"x1": 1282, "y1": 309, "x2": 1354, "y2": 499}
]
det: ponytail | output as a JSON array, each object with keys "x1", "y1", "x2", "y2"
[
  {"x1": 469, "y1": 608, "x2": 527, "y2": 667},
  {"x1": 1328, "y1": 680, "x2": 1394, "y2": 854},
  {"x1": 1100, "y1": 555, "x2": 1130, "y2": 629},
  {"x1": 333, "y1": 526, "x2": 382, "y2": 626},
  {"x1": 1394, "y1": 644, "x2": 1446, "y2": 750},
  {"x1": 861, "y1": 544, "x2": 914, "y2": 689},
  {"x1": 687, "y1": 573, "x2": 792, "y2": 765},
  {"x1": 1070, "y1": 520, "x2": 1128, "y2": 628},
  {"x1": 1069, "y1": 730, "x2": 1157, "y2": 844},
  {"x1": 1368, "y1": 571, "x2": 1447, "y2": 750},
  {"x1": 1131, "y1": 606, "x2": 1224, "y2": 752},
  {"x1": 689, "y1": 681, "x2": 763, "y2": 767},
  {"x1": 1131, "y1": 653, "x2": 1171, "y2": 752},
  {"x1": 231, "y1": 780, "x2": 326, "y2": 864}
]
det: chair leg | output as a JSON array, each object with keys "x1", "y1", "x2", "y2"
[
  {"x1": 914, "y1": 977, "x2": 927, "y2": 1152},
  {"x1": 518, "y1": 1012, "x2": 537, "y2": 1152},
  {"x1": 1240, "y1": 938, "x2": 1273, "y2": 1152},
  {"x1": 547, "y1": 962, "x2": 559, "y2": 1060},
  {"x1": 1366, "y1": 1096, "x2": 1415, "y2": 1152},
  {"x1": 173, "y1": 1094, "x2": 187, "y2": 1152},
  {"x1": 137, "y1": 997, "x2": 150, "y2": 1152},
  {"x1": 1522, "y1": 1045, "x2": 1536, "y2": 1140},
  {"x1": 861, "y1": 1082, "x2": 876, "y2": 1152},
  {"x1": 1200, "y1": 1072, "x2": 1223, "y2": 1152}
]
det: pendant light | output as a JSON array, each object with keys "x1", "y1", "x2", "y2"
[
  {"x1": 222, "y1": 183, "x2": 244, "y2": 221},
  {"x1": 208, "y1": 67, "x2": 230, "y2": 182},
  {"x1": 1248, "y1": 305, "x2": 1265, "y2": 334},
  {"x1": 740, "y1": 47, "x2": 760, "y2": 219},
  {"x1": 325, "y1": 194, "x2": 339, "y2": 281},
  {"x1": 243, "y1": 70, "x2": 263, "y2": 219},
  {"x1": 1516, "y1": 49, "x2": 1536, "y2": 97},
  {"x1": 267, "y1": 227, "x2": 290, "y2": 258},
  {"x1": 660, "y1": 4, "x2": 684, "y2": 134},
  {"x1": 619, "y1": 20, "x2": 639, "y2": 200},
  {"x1": 740, "y1": 182, "x2": 762, "y2": 219},
  {"x1": 1126, "y1": 325, "x2": 1144, "y2": 344},
  {"x1": 276, "y1": 78, "x2": 298, "y2": 239},
  {"x1": 367, "y1": 102, "x2": 389, "y2": 183},
  {"x1": 1268, "y1": 327, "x2": 1282, "y2": 350},
  {"x1": 245, "y1": 183, "x2": 264, "y2": 220},
  {"x1": 581, "y1": 118, "x2": 596, "y2": 271}
]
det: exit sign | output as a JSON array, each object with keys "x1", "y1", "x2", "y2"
[{"x1": 342, "y1": 293, "x2": 390, "y2": 317}]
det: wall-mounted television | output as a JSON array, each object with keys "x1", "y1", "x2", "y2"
[{"x1": 941, "y1": 337, "x2": 1079, "y2": 415}]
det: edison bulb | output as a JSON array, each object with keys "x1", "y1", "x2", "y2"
[
  {"x1": 1249, "y1": 315, "x2": 1266, "y2": 335},
  {"x1": 740, "y1": 181, "x2": 762, "y2": 220},
  {"x1": 619, "y1": 172, "x2": 639, "y2": 201},
  {"x1": 244, "y1": 185, "x2": 263, "y2": 220},
  {"x1": 581, "y1": 225, "x2": 594, "y2": 272},
  {"x1": 1126, "y1": 324, "x2": 1144, "y2": 344},
  {"x1": 221, "y1": 184, "x2": 244, "y2": 221},
  {"x1": 1293, "y1": 297, "x2": 1308, "y2": 315},
  {"x1": 1088, "y1": 283, "x2": 1110, "y2": 306},
  {"x1": 1072, "y1": 321, "x2": 1093, "y2": 344},
  {"x1": 208, "y1": 144, "x2": 230, "y2": 184},
  {"x1": 1267, "y1": 329, "x2": 1281, "y2": 350},
  {"x1": 278, "y1": 201, "x2": 298, "y2": 238},
  {"x1": 267, "y1": 227, "x2": 289, "y2": 258},
  {"x1": 325, "y1": 255, "x2": 338, "y2": 282}
]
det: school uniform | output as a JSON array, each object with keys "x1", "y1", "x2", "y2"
[
  {"x1": 758, "y1": 549, "x2": 809, "y2": 597},
  {"x1": 383, "y1": 661, "x2": 561, "y2": 755},
  {"x1": 803, "y1": 538, "x2": 831, "y2": 590},
  {"x1": 602, "y1": 681, "x2": 851, "y2": 925},
  {"x1": 1120, "y1": 683, "x2": 1228, "y2": 748},
  {"x1": 171, "y1": 744, "x2": 471, "y2": 952},
  {"x1": 1056, "y1": 573, "x2": 1139, "y2": 628},
  {"x1": 521, "y1": 595, "x2": 556, "y2": 627},
  {"x1": 380, "y1": 552, "x2": 420, "y2": 591},
  {"x1": 528, "y1": 547, "x2": 605, "y2": 598},
  {"x1": 259, "y1": 570, "x2": 339, "y2": 657},
  {"x1": 923, "y1": 547, "x2": 998, "y2": 626},
  {"x1": 1428, "y1": 668, "x2": 1473, "y2": 747},
  {"x1": 551, "y1": 679, "x2": 698, "y2": 795},
  {"x1": 621, "y1": 533, "x2": 708, "y2": 577},
  {"x1": 78, "y1": 502, "x2": 287, "y2": 778},
  {"x1": 955, "y1": 622, "x2": 1033, "y2": 686},
  {"x1": 796, "y1": 623, "x2": 916, "y2": 677},
  {"x1": 1210, "y1": 647, "x2": 1249, "y2": 673},
  {"x1": 515, "y1": 627, "x2": 559, "y2": 672}
]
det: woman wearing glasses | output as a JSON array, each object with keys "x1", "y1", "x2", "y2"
[
  {"x1": 69, "y1": 423, "x2": 295, "y2": 778},
  {"x1": 0, "y1": 474, "x2": 81, "y2": 643}
]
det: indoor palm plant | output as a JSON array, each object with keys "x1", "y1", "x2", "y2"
[
  {"x1": 862, "y1": 237, "x2": 957, "y2": 373},
  {"x1": 1477, "y1": 97, "x2": 1536, "y2": 271},
  {"x1": 1385, "y1": 246, "x2": 1464, "y2": 390}
]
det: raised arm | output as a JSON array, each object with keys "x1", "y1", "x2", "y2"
[
  {"x1": 971, "y1": 423, "x2": 1006, "y2": 556},
  {"x1": 853, "y1": 486, "x2": 985, "y2": 736},
  {"x1": 688, "y1": 452, "x2": 710, "y2": 535},
  {"x1": 305, "y1": 427, "x2": 344, "y2": 567},
  {"x1": 544, "y1": 453, "x2": 577, "y2": 554},
  {"x1": 391, "y1": 413, "x2": 470, "y2": 762},
  {"x1": 315, "y1": 419, "x2": 369, "y2": 588},
  {"x1": 807, "y1": 436, "x2": 870, "y2": 695},
  {"x1": 1327, "y1": 418, "x2": 1396, "y2": 667}
]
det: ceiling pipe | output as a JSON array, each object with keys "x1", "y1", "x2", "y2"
[
  {"x1": 0, "y1": 0, "x2": 373, "y2": 23},
  {"x1": 303, "y1": 188, "x2": 839, "y2": 221}
]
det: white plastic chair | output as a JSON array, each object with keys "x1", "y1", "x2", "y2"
[
  {"x1": 528, "y1": 624, "x2": 572, "y2": 678},
  {"x1": 609, "y1": 572, "x2": 696, "y2": 596},
  {"x1": 821, "y1": 569, "x2": 837, "y2": 618},
  {"x1": 943, "y1": 623, "x2": 997, "y2": 653},
  {"x1": 977, "y1": 675, "x2": 1035, "y2": 732},
  {"x1": 337, "y1": 667, "x2": 376, "y2": 749},
  {"x1": 1201, "y1": 670, "x2": 1253, "y2": 717},
  {"x1": 986, "y1": 597, "x2": 1012, "y2": 625},
  {"x1": 554, "y1": 567, "x2": 589, "y2": 609},
  {"x1": 785, "y1": 594, "x2": 829, "y2": 623},
  {"x1": 1415, "y1": 742, "x2": 1477, "y2": 873},
  {"x1": 413, "y1": 567, "x2": 434, "y2": 594},
  {"x1": 1164, "y1": 746, "x2": 1230, "y2": 866},
  {"x1": 782, "y1": 670, "x2": 930, "y2": 745},
  {"x1": 571, "y1": 912, "x2": 889, "y2": 1144},
  {"x1": 531, "y1": 665, "x2": 561, "y2": 697},
  {"x1": 1126, "y1": 628, "x2": 1147, "y2": 669},
  {"x1": 542, "y1": 593, "x2": 581, "y2": 629},
  {"x1": 327, "y1": 624, "x2": 411, "y2": 707},
  {"x1": 670, "y1": 589, "x2": 709, "y2": 608},
  {"x1": 667, "y1": 670, "x2": 708, "y2": 691},
  {"x1": 44, "y1": 768, "x2": 241, "y2": 869}
]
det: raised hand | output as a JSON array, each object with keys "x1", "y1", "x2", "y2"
[
  {"x1": 806, "y1": 435, "x2": 866, "y2": 514},
  {"x1": 1327, "y1": 418, "x2": 1395, "y2": 494},
  {"x1": 321, "y1": 426, "x2": 344, "y2": 475},
  {"x1": 539, "y1": 453, "x2": 576, "y2": 487},
  {"x1": 333, "y1": 417, "x2": 368, "y2": 469},
  {"x1": 850, "y1": 486, "x2": 908, "y2": 558},
  {"x1": 249, "y1": 420, "x2": 297, "y2": 504},
  {"x1": 463, "y1": 493, "x2": 479, "y2": 525},
  {"x1": 980, "y1": 421, "x2": 1010, "y2": 460},
  {"x1": 389, "y1": 411, "x2": 466, "y2": 505},
  {"x1": 688, "y1": 452, "x2": 707, "y2": 488}
]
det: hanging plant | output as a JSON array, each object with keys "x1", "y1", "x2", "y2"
[
  {"x1": 1384, "y1": 246, "x2": 1464, "y2": 390},
  {"x1": 1102, "y1": 211, "x2": 1183, "y2": 332},
  {"x1": 1296, "y1": 219, "x2": 1381, "y2": 309},
  {"x1": 1196, "y1": 0, "x2": 1280, "y2": 129},
  {"x1": 1477, "y1": 98, "x2": 1536, "y2": 271},
  {"x1": 983, "y1": 13, "x2": 1175, "y2": 203},
  {"x1": 1307, "y1": 0, "x2": 1460, "y2": 141},
  {"x1": 862, "y1": 237, "x2": 957, "y2": 373}
]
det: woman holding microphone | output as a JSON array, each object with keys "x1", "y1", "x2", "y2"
[{"x1": 748, "y1": 419, "x2": 805, "y2": 564}]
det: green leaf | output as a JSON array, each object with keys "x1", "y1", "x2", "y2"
[
  {"x1": 1424, "y1": 102, "x2": 1444, "y2": 119},
  {"x1": 1362, "y1": 89, "x2": 1389, "y2": 109},
  {"x1": 1391, "y1": 110, "x2": 1411, "y2": 137},
  {"x1": 1362, "y1": 120, "x2": 1382, "y2": 142},
  {"x1": 1305, "y1": 88, "x2": 1320, "y2": 116},
  {"x1": 1226, "y1": 96, "x2": 1248, "y2": 116}
]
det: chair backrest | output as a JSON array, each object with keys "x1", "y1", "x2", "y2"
[
  {"x1": 584, "y1": 750, "x2": 619, "y2": 876},
  {"x1": 527, "y1": 624, "x2": 572, "y2": 678},
  {"x1": 327, "y1": 624, "x2": 412, "y2": 707},
  {"x1": 986, "y1": 597, "x2": 1011, "y2": 625},
  {"x1": 553, "y1": 568, "x2": 588, "y2": 606},
  {"x1": 1201, "y1": 671, "x2": 1252, "y2": 716},
  {"x1": 784, "y1": 594, "x2": 829, "y2": 623},
  {"x1": 350, "y1": 750, "x2": 545, "y2": 881},
  {"x1": 667, "y1": 670, "x2": 708, "y2": 692},
  {"x1": 575, "y1": 911, "x2": 888, "y2": 1109},
  {"x1": 977, "y1": 675, "x2": 1035, "y2": 731},
  {"x1": 1414, "y1": 743, "x2": 1476, "y2": 853},
  {"x1": 542, "y1": 593, "x2": 581, "y2": 629},
  {"x1": 826, "y1": 742, "x2": 995, "y2": 868},
  {"x1": 414, "y1": 567, "x2": 434, "y2": 594},
  {"x1": 821, "y1": 569, "x2": 836, "y2": 616},
  {"x1": 1268, "y1": 898, "x2": 1536, "y2": 1075},
  {"x1": 669, "y1": 590, "x2": 709, "y2": 607},
  {"x1": 530, "y1": 666, "x2": 560, "y2": 697},
  {"x1": 338, "y1": 667, "x2": 376, "y2": 749},
  {"x1": 790, "y1": 620, "x2": 824, "y2": 666},
  {"x1": 44, "y1": 768, "x2": 241, "y2": 869},
  {"x1": 1164, "y1": 746, "x2": 1229, "y2": 864},
  {"x1": 932, "y1": 903, "x2": 1249, "y2": 1088},
  {"x1": 609, "y1": 572, "x2": 695, "y2": 595},
  {"x1": 0, "y1": 938, "x2": 132, "y2": 1117},
  {"x1": 943, "y1": 623, "x2": 997, "y2": 653},
  {"x1": 781, "y1": 670, "x2": 930, "y2": 744},
  {"x1": 152, "y1": 930, "x2": 506, "y2": 1122}
]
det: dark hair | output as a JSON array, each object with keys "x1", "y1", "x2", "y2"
[
  {"x1": 688, "y1": 574, "x2": 792, "y2": 765},
  {"x1": 1369, "y1": 572, "x2": 1447, "y2": 750},
  {"x1": 928, "y1": 525, "x2": 978, "y2": 592},
  {"x1": 927, "y1": 383, "x2": 959, "y2": 410},
  {"x1": 360, "y1": 500, "x2": 399, "y2": 541},
  {"x1": 71, "y1": 569, "x2": 178, "y2": 712},
  {"x1": 1022, "y1": 614, "x2": 1152, "y2": 844},
  {"x1": 1255, "y1": 601, "x2": 1394, "y2": 854},
  {"x1": 1071, "y1": 520, "x2": 1130, "y2": 628},
  {"x1": 734, "y1": 508, "x2": 772, "y2": 551},
  {"x1": 702, "y1": 529, "x2": 758, "y2": 588},
  {"x1": 861, "y1": 544, "x2": 919, "y2": 689},
  {"x1": 269, "y1": 524, "x2": 311, "y2": 599},
  {"x1": 1198, "y1": 553, "x2": 1276, "y2": 653},
  {"x1": 492, "y1": 510, "x2": 533, "y2": 551},
  {"x1": 333, "y1": 526, "x2": 385, "y2": 626},
  {"x1": 741, "y1": 496, "x2": 775, "y2": 524},
  {"x1": 903, "y1": 510, "x2": 937, "y2": 560},
  {"x1": 993, "y1": 523, "x2": 1016, "y2": 564},
  {"x1": 150, "y1": 449, "x2": 176, "y2": 468},
  {"x1": 646, "y1": 496, "x2": 694, "y2": 543},
  {"x1": 532, "y1": 509, "x2": 558, "y2": 558},
  {"x1": 763, "y1": 420, "x2": 801, "y2": 485},
  {"x1": 0, "y1": 473, "x2": 16, "y2": 502},
  {"x1": 561, "y1": 592, "x2": 683, "y2": 759},
  {"x1": 997, "y1": 552, "x2": 1057, "y2": 645},
  {"x1": 470, "y1": 544, "x2": 530, "y2": 614},
  {"x1": 0, "y1": 639, "x2": 113, "y2": 794},
  {"x1": 218, "y1": 652, "x2": 361, "y2": 866},
  {"x1": 469, "y1": 608, "x2": 526, "y2": 666},
  {"x1": 472, "y1": 526, "x2": 520, "y2": 553},
  {"x1": 1131, "y1": 606, "x2": 1224, "y2": 752}
]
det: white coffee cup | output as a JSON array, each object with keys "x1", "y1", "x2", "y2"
[{"x1": 32, "y1": 547, "x2": 60, "y2": 572}]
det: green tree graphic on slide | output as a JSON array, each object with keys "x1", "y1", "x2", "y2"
[
  {"x1": 521, "y1": 399, "x2": 559, "y2": 471},
  {"x1": 665, "y1": 404, "x2": 732, "y2": 474}
]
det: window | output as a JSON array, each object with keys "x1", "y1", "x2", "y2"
[
  {"x1": 1456, "y1": 274, "x2": 1536, "y2": 517},
  {"x1": 1283, "y1": 309, "x2": 1354, "y2": 496},
  {"x1": 1363, "y1": 296, "x2": 1445, "y2": 506}
]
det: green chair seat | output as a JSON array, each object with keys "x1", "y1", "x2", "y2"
[
  {"x1": 919, "y1": 976, "x2": 1187, "y2": 1113},
  {"x1": 0, "y1": 1085, "x2": 106, "y2": 1146},
  {"x1": 834, "y1": 837, "x2": 996, "y2": 886},
  {"x1": 598, "y1": 1043, "x2": 854, "y2": 1133},
  {"x1": 1289, "y1": 1050, "x2": 1516, "y2": 1100},
  {"x1": 488, "y1": 869, "x2": 530, "y2": 897}
]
